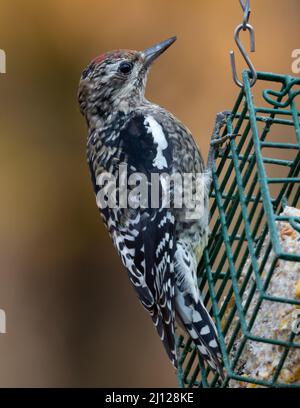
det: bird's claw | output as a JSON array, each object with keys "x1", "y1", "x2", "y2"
[
  {"x1": 211, "y1": 110, "x2": 232, "y2": 139},
  {"x1": 215, "y1": 110, "x2": 232, "y2": 130},
  {"x1": 210, "y1": 111, "x2": 240, "y2": 152},
  {"x1": 207, "y1": 111, "x2": 237, "y2": 171},
  {"x1": 210, "y1": 133, "x2": 240, "y2": 148}
]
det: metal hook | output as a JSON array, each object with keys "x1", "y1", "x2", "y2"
[
  {"x1": 239, "y1": 0, "x2": 251, "y2": 29},
  {"x1": 230, "y1": 23, "x2": 257, "y2": 88}
]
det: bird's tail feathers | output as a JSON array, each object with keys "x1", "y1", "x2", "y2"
[{"x1": 180, "y1": 299, "x2": 224, "y2": 381}]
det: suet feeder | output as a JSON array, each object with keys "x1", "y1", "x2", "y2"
[{"x1": 177, "y1": 70, "x2": 300, "y2": 388}]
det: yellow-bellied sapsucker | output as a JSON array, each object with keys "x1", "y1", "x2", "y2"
[{"x1": 78, "y1": 36, "x2": 230, "y2": 379}]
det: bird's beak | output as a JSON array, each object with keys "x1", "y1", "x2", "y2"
[{"x1": 141, "y1": 36, "x2": 177, "y2": 68}]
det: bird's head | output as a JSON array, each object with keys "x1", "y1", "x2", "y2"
[{"x1": 78, "y1": 36, "x2": 176, "y2": 123}]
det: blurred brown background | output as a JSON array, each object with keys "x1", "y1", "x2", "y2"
[{"x1": 0, "y1": 0, "x2": 299, "y2": 387}]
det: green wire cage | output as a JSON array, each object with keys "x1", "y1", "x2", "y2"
[{"x1": 177, "y1": 70, "x2": 300, "y2": 388}]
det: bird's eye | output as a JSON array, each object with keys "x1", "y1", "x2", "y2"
[{"x1": 119, "y1": 61, "x2": 133, "y2": 75}]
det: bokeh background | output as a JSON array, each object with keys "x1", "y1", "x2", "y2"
[{"x1": 0, "y1": 0, "x2": 299, "y2": 387}]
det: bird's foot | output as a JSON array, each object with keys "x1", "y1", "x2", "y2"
[
  {"x1": 210, "y1": 132, "x2": 240, "y2": 148},
  {"x1": 210, "y1": 110, "x2": 239, "y2": 148},
  {"x1": 213, "y1": 110, "x2": 232, "y2": 134},
  {"x1": 207, "y1": 111, "x2": 239, "y2": 171}
]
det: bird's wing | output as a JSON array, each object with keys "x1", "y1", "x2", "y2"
[
  {"x1": 120, "y1": 112, "x2": 178, "y2": 364},
  {"x1": 131, "y1": 208, "x2": 177, "y2": 366},
  {"x1": 151, "y1": 108, "x2": 206, "y2": 175},
  {"x1": 119, "y1": 112, "x2": 177, "y2": 365},
  {"x1": 89, "y1": 112, "x2": 178, "y2": 365}
]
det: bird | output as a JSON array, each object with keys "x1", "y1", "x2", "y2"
[{"x1": 78, "y1": 36, "x2": 230, "y2": 380}]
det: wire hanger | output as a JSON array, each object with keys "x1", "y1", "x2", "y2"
[{"x1": 230, "y1": 0, "x2": 257, "y2": 88}]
